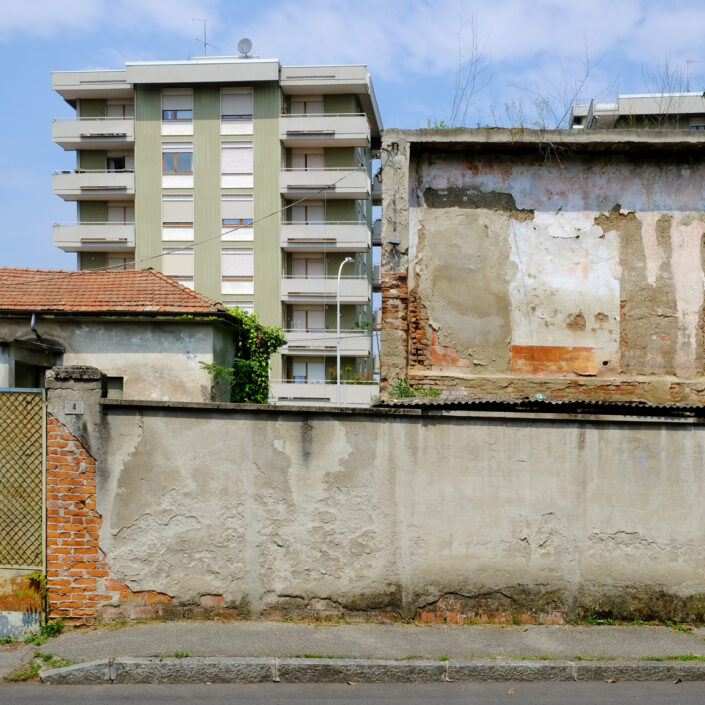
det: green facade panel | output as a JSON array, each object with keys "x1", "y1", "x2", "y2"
[{"x1": 133, "y1": 86, "x2": 162, "y2": 272}]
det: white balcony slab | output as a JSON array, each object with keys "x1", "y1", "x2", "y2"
[
  {"x1": 52, "y1": 118, "x2": 134, "y2": 150},
  {"x1": 270, "y1": 381, "x2": 378, "y2": 407},
  {"x1": 52, "y1": 171, "x2": 134, "y2": 201},
  {"x1": 281, "y1": 329, "x2": 371, "y2": 357},
  {"x1": 281, "y1": 169, "x2": 370, "y2": 200},
  {"x1": 280, "y1": 114, "x2": 370, "y2": 147},
  {"x1": 281, "y1": 276, "x2": 370, "y2": 304},
  {"x1": 53, "y1": 223, "x2": 135, "y2": 253},
  {"x1": 280, "y1": 223, "x2": 370, "y2": 252}
]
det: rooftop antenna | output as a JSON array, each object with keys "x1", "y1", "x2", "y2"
[
  {"x1": 237, "y1": 37, "x2": 252, "y2": 58},
  {"x1": 686, "y1": 59, "x2": 701, "y2": 92},
  {"x1": 193, "y1": 18, "x2": 219, "y2": 56}
]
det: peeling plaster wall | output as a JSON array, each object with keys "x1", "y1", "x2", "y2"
[
  {"x1": 0, "y1": 317, "x2": 234, "y2": 402},
  {"x1": 381, "y1": 130, "x2": 705, "y2": 403},
  {"x1": 53, "y1": 382, "x2": 705, "y2": 623}
]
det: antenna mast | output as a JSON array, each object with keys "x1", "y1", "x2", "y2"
[{"x1": 193, "y1": 18, "x2": 218, "y2": 56}]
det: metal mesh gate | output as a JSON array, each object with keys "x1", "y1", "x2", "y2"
[{"x1": 0, "y1": 391, "x2": 45, "y2": 569}]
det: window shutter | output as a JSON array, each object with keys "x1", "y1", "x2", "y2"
[
  {"x1": 221, "y1": 248, "x2": 254, "y2": 276},
  {"x1": 221, "y1": 144, "x2": 253, "y2": 173},
  {"x1": 161, "y1": 248, "x2": 194, "y2": 277},
  {"x1": 221, "y1": 90, "x2": 253, "y2": 116},
  {"x1": 221, "y1": 196, "x2": 253, "y2": 220},
  {"x1": 162, "y1": 196, "x2": 194, "y2": 223},
  {"x1": 162, "y1": 93, "x2": 192, "y2": 110}
]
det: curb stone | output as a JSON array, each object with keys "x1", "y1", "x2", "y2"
[{"x1": 39, "y1": 657, "x2": 705, "y2": 685}]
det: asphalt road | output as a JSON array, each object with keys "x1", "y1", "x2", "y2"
[{"x1": 1, "y1": 682, "x2": 704, "y2": 704}]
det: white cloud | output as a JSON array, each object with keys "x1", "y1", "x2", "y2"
[{"x1": 0, "y1": 0, "x2": 219, "y2": 40}]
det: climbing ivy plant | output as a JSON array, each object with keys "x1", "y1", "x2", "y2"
[{"x1": 201, "y1": 307, "x2": 285, "y2": 404}]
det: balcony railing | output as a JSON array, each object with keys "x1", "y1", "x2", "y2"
[
  {"x1": 53, "y1": 222, "x2": 135, "y2": 252},
  {"x1": 270, "y1": 380, "x2": 379, "y2": 407},
  {"x1": 52, "y1": 117, "x2": 134, "y2": 149},
  {"x1": 52, "y1": 170, "x2": 135, "y2": 200},
  {"x1": 281, "y1": 329, "x2": 371, "y2": 357},
  {"x1": 280, "y1": 113, "x2": 370, "y2": 147},
  {"x1": 280, "y1": 168, "x2": 370, "y2": 200},
  {"x1": 281, "y1": 276, "x2": 370, "y2": 304},
  {"x1": 280, "y1": 221, "x2": 370, "y2": 252}
]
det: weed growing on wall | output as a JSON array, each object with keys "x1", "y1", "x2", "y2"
[
  {"x1": 201, "y1": 307, "x2": 285, "y2": 404},
  {"x1": 390, "y1": 377, "x2": 441, "y2": 399}
]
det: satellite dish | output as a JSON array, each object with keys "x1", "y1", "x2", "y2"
[{"x1": 237, "y1": 38, "x2": 252, "y2": 56}]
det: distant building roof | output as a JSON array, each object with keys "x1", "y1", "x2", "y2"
[{"x1": 0, "y1": 267, "x2": 238, "y2": 323}]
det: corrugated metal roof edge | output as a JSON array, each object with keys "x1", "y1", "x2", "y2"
[{"x1": 375, "y1": 396, "x2": 705, "y2": 417}]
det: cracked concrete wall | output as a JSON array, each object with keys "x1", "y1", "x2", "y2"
[
  {"x1": 54, "y1": 371, "x2": 705, "y2": 622},
  {"x1": 380, "y1": 130, "x2": 705, "y2": 404}
]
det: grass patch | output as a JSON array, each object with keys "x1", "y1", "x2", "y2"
[
  {"x1": 23, "y1": 618, "x2": 64, "y2": 646},
  {"x1": 642, "y1": 654, "x2": 705, "y2": 662},
  {"x1": 3, "y1": 651, "x2": 75, "y2": 682},
  {"x1": 174, "y1": 651, "x2": 190, "y2": 658},
  {"x1": 0, "y1": 635, "x2": 18, "y2": 645}
]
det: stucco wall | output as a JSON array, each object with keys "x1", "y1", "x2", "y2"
[
  {"x1": 380, "y1": 129, "x2": 705, "y2": 404},
  {"x1": 47, "y1": 371, "x2": 705, "y2": 623},
  {"x1": 0, "y1": 317, "x2": 234, "y2": 402}
]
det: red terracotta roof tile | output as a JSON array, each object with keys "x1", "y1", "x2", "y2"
[{"x1": 0, "y1": 268, "x2": 234, "y2": 319}]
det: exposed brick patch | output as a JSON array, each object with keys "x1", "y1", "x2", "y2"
[{"x1": 46, "y1": 414, "x2": 172, "y2": 626}]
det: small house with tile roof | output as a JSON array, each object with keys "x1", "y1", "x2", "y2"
[{"x1": 0, "y1": 267, "x2": 241, "y2": 402}]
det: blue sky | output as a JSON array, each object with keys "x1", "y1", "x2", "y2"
[{"x1": 1, "y1": 0, "x2": 704, "y2": 269}]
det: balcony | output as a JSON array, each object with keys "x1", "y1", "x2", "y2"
[
  {"x1": 372, "y1": 218, "x2": 381, "y2": 246},
  {"x1": 280, "y1": 113, "x2": 370, "y2": 147},
  {"x1": 280, "y1": 222, "x2": 370, "y2": 252},
  {"x1": 281, "y1": 168, "x2": 370, "y2": 200},
  {"x1": 52, "y1": 170, "x2": 134, "y2": 201},
  {"x1": 270, "y1": 380, "x2": 379, "y2": 407},
  {"x1": 281, "y1": 329, "x2": 371, "y2": 357},
  {"x1": 53, "y1": 222, "x2": 135, "y2": 253},
  {"x1": 281, "y1": 276, "x2": 370, "y2": 304},
  {"x1": 52, "y1": 118, "x2": 134, "y2": 150}
]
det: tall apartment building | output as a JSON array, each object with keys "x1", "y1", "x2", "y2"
[
  {"x1": 51, "y1": 56, "x2": 382, "y2": 405},
  {"x1": 571, "y1": 92, "x2": 705, "y2": 129}
]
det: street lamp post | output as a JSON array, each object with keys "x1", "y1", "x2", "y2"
[{"x1": 337, "y1": 257, "x2": 354, "y2": 406}]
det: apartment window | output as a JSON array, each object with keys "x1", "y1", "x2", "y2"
[
  {"x1": 106, "y1": 102, "x2": 134, "y2": 118},
  {"x1": 162, "y1": 151, "x2": 193, "y2": 174},
  {"x1": 162, "y1": 247, "x2": 194, "y2": 288},
  {"x1": 221, "y1": 195, "x2": 254, "y2": 240},
  {"x1": 107, "y1": 255, "x2": 134, "y2": 271},
  {"x1": 221, "y1": 89, "x2": 253, "y2": 121},
  {"x1": 291, "y1": 306, "x2": 325, "y2": 332},
  {"x1": 690, "y1": 119, "x2": 705, "y2": 130},
  {"x1": 221, "y1": 248, "x2": 254, "y2": 295},
  {"x1": 162, "y1": 195, "x2": 194, "y2": 241},
  {"x1": 222, "y1": 300, "x2": 254, "y2": 314},
  {"x1": 290, "y1": 97, "x2": 324, "y2": 115},
  {"x1": 292, "y1": 361, "x2": 325, "y2": 384},
  {"x1": 107, "y1": 203, "x2": 134, "y2": 223},
  {"x1": 221, "y1": 142, "x2": 253, "y2": 187},
  {"x1": 291, "y1": 202, "x2": 324, "y2": 224},
  {"x1": 162, "y1": 91, "x2": 193, "y2": 135},
  {"x1": 291, "y1": 149, "x2": 324, "y2": 170},
  {"x1": 292, "y1": 255, "x2": 324, "y2": 278}
]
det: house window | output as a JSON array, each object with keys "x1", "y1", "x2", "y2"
[
  {"x1": 221, "y1": 248, "x2": 254, "y2": 294},
  {"x1": 221, "y1": 195, "x2": 254, "y2": 240},
  {"x1": 222, "y1": 300, "x2": 254, "y2": 313},
  {"x1": 291, "y1": 201, "x2": 325, "y2": 224},
  {"x1": 162, "y1": 91, "x2": 193, "y2": 135},
  {"x1": 291, "y1": 149, "x2": 324, "y2": 170},
  {"x1": 292, "y1": 361, "x2": 325, "y2": 383},
  {"x1": 292, "y1": 255, "x2": 324, "y2": 278},
  {"x1": 107, "y1": 255, "x2": 134, "y2": 271},
  {"x1": 162, "y1": 143, "x2": 194, "y2": 187},
  {"x1": 291, "y1": 305, "x2": 325, "y2": 332}
]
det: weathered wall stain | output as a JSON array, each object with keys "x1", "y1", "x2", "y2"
[{"x1": 381, "y1": 131, "x2": 705, "y2": 403}]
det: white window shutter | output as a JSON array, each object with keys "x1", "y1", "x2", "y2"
[
  {"x1": 221, "y1": 196, "x2": 253, "y2": 220},
  {"x1": 221, "y1": 90, "x2": 253, "y2": 116},
  {"x1": 222, "y1": 144, "x2": 253, "y2": 173},
  {"x1": 162, "y1": 196, "x2": 194, "y2": 223},
  {"x1": 221, "y1": 248, "x2": 254, "y2": 276}
]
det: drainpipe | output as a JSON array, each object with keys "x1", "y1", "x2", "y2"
[{"x1": 30, "y1": 314, "x2": 41, "y2": 341}]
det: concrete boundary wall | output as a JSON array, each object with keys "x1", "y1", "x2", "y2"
[{"x1": 46, "y1": 367, "x2": 705, "y2": 624}]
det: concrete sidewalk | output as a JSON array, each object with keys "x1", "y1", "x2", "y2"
[{"x1": 4, "y1": 622, "x2": 705, "y2": 684}]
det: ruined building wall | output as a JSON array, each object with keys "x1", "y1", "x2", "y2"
[{"x1": 380, "y1": 132, "x2": 705, "y2": 404}]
